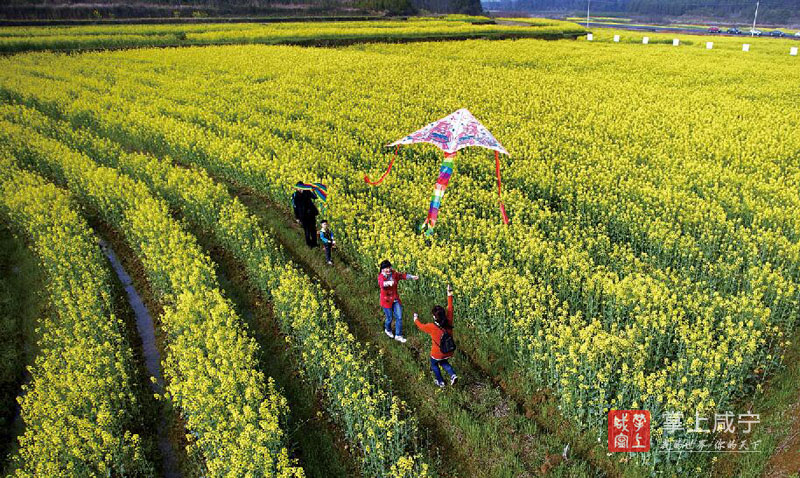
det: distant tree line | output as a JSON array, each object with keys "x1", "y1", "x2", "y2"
[
  {"x1": 485, "y1": 0, "x2": 800, "y2": 23},
  {"x1": 0, "y1": 0, "x2": 482, "y2": 18}
]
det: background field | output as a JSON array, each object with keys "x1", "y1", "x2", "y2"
[{"x1": 0, "y1": 16, "x2": 584, "y2": 53}]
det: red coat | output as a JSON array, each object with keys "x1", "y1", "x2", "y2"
[
  {"x1": 415, "y1": 295, "x2": 454, "y2": 360},
  {"x1": 378, "y1": 271, "x2": 408, "y2": 308}
]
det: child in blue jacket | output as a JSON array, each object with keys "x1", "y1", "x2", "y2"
[{"x1": 319, "y1": 220, "x2": 335, "y2": 265}]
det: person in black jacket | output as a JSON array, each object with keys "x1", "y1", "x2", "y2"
[
  {"x1": 291, "y1": 182, "x2": 319, "y2": 248},
  {"x1": 291, "y1": 184, "x2": 303, "y2": 224}
]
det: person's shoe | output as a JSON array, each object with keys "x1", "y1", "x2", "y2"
[
  {"x1": 450, "y1": 374, "x2": 458, "y2": 386},
  {"x1": 434, "y1": 380, "x2": 445, "y2": 388},
  {"x1": 327, "y1": 261, "x2": 333, "y2": 265},
  {"x1": 394, "y1": 335, "x2": 407, "y2": 343},
  {"x1": 384, "y1": 329, "x2": 395, "y2": 339}
]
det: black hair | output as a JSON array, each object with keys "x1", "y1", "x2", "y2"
[
  {"x1": 379, "y1": 259, "x2": 392, "y2": 270},
  {"x1": 431, "y1": 305, "x2": 448, "y2": 328},
  {"x1": 321, "y1": 220, "x2": 328, "y2": 225}
]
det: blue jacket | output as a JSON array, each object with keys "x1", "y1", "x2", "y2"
[{"x1": 320, "y1": 229, "x2": 334, "y2": 245}]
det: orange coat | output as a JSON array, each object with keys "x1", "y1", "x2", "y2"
[{"x1": 415, "y1": 295, "x2": 454, "y2": 360}]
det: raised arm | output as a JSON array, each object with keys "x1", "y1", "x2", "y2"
[{"x1": 446, "y1": 284, "x2": 454, "y2": 325}]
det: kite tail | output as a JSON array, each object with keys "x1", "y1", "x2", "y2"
[
  {"x1": 495, "y1": 151, "x2": 509, "y2": 225},
  {"x1": 364, "y1": 146, "x2": 400, "y2": 186},
  {"x1": 423, "y1": 152, "x2": 456, "y2": 233}
]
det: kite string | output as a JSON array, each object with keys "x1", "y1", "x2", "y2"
[
  {"x1": 496, "y1": 151, "x2": 510, "y2": 225},
  {"x1": 364, "y1": 145, "x2": 400, "y2": 186}
]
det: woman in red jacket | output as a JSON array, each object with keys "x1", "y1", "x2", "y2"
[
  {"x1": 414, "y1": 284, "x2": 458, "y2": 387},
  {"x1": 378, "y1": 259, "x2": 418, "y2": 343}
]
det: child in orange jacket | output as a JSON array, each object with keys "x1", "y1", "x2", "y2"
[{"x1": 414, "y1": 284, "x2": 458, "y2": 387}]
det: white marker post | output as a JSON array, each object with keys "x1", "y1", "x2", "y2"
[
  {"x1": 587, "y1": 33, "x2": 593, "y2": 41},
  {"x1": 673, "y1": 38, "x2": 680, "y2": 46},
  {"x1": 706, "y1": 41, "x2": 714, "y2": 49},
  {"x1": 743, "y1": 43, "x2": 750, "y2": 52},
  {"x1": 643, "y1": 36, "x2": 649, "y2": 44},
  {"x1": 613, "y1": 34, "x2": 620, "y2": 42},
  {"x1": 791, "y1": 47, "x2": 798, "y2": 56}
]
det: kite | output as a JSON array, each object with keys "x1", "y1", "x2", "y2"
[
  {"x1": 364, "y1": 108, "x2": 509, "y2": 235},
  {"x1": 295, "y1": 181, "x2": 329, "y2": 214}
]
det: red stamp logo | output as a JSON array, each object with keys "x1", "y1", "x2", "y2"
[{"x1": 608, "y1": 410, "x2": 650, "y2": 452}]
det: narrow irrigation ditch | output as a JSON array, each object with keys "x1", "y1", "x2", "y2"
[
  {"x1": 99, "y1": 238, "x2": 181, "y2": 478},
  {"x1": 91, "y1": 221, "x2": 197, "y2": 477}
]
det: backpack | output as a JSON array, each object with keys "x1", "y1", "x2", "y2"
[{"x1": 439, "y1": 327, "x2": 456, "y2": 355}]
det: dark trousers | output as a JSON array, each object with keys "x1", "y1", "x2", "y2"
[
  {"x1": 301, "y1": 217, "x2": 317, "y2": 247},
  {"x1": 323, "y1": 244, "x2": 332, "y2": 262},
  {"x1": 430, "y1": 357, "x2": 456, "y2": 384}
]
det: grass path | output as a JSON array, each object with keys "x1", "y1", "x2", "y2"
[
  {"x1": 229, "y1": 186, "x2": 615, "y2": 478},
  {"x1": 156, "y1": 157, "x2": 587, "y2": 477}
]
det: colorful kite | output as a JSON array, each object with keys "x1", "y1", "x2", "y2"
[
  {"x1": 364, "y1": 108, "x2": 509, "y2": 234},
  {"x1": 295, "y1": 182, "x2": 329, "y2": 214}
]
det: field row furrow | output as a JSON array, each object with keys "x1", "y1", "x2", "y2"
[
  {"x1": 2, "y1": 110, "x2": 430, "y2": 478},
  {"x1": 0, "y1": 160, "x2": 154, "y2": 477},
  {"x1": 0, "y1": 121, "x2": 302, "y2": 478}
]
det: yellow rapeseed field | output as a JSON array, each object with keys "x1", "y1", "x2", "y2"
[{"x1": 1, "y1": 32, "x2": 798, "y2": 459}]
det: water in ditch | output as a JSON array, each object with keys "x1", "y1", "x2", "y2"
[{"x1": 99, "y1": 239, "x2": 181, "y2": 478}]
